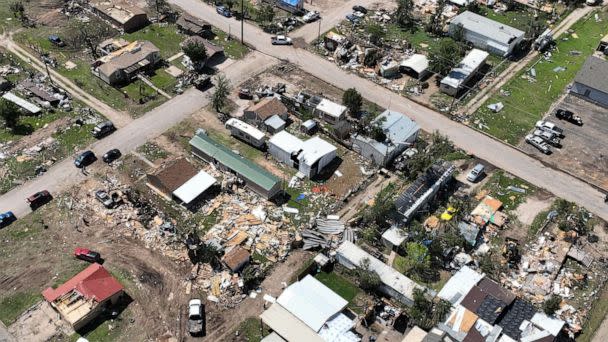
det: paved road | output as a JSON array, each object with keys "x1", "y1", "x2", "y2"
[
  {"x1": 0, "y1": 51, "x2": 277, "y2": 217},
  {"x1": 170, "y1": 0, "x2": 608, "y2": 221}
]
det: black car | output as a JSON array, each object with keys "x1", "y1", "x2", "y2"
[
  {"x1": 91, "y1": 121, "x2": 116, "y2": 139},
  {"x1": 352, "y1": 5, "x2": 367, "y2": 14},
  {"x1": 27, "y1": 190, "x2": 53, "y2": 209},
  {"x1": 0, "y1": 211, "x2": 16, "y2": 229},
  {"x1": 74, "y1": 150, "x2": 97, "y2": 168},
  {"x1": 102, "y1": 149, "x2": 122, "y2": 163}
]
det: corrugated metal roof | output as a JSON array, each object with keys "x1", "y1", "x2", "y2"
[
  {"x1": 173, "y1": 170, "x2": 216, "y2": 204},
  {"x1": 400, "y1": 54, "x2": 429, "y2": 74},
  {"x1": 269, "y1": 131, "x2": 304, "y2": 154},
  {"x1": 2, "y1": 92, "x2": 42, "y2": 114},
  {"x1": 451, "y1": 11, "x2": 524, "y2": 45},
  {"x1": 277, "y1": 275, "x2": 348, "y2": 332},
  {"x1": 264, "y1": 114, "x2": 286, "y2": 130},
  {"x1": 373, "y1": 110, "x2": 420, "y2": 146},
  {"x1": 336, "y1": 241, "x2": 431, "y2": 302},
  {"x1": 260, "y1": 303, "x2": 324, "y2": 342},
  {"x1": 189, "y1": 130, "x2": 280, "y2": 191}
]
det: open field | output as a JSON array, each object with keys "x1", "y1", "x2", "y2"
[{"x1": 472, "y1": 9, "x2": 608, "y2": 144}]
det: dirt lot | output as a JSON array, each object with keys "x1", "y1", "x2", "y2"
[{"x1": 518, "y1": 95, "x2": 608, "y2": 190}]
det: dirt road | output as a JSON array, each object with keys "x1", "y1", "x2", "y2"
[
  {"x1": 169, "y1": 0, "x2": 608, "y2": 222},
  {"x1": 0, "y1": 51, "x2": 277, "y2": 218}
]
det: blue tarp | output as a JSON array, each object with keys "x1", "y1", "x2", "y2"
[{"x1": 280, "y1": 0, "x2": 301, "y2": 7}]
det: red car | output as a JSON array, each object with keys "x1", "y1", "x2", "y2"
[
  {"x1": 27, "y1": 190, "x2": 52, "y2": 209},
  {"x1": 74, "y1": 248, "x2": 102, "y2": 263}
]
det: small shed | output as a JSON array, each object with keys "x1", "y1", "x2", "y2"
[
  {"x1": 300, "y1": 119, "x2": 318, "y2": 135},
  {"x1": 268, "y1": 131, "x2": 304, "y2": 167},
  {"x1": 400, "y1": 54, "x2": 430, "y2": 80},
  {"x1": 264, "y1": 114, "x2": 286, "y2": 134},
  {"x1": 382, "y1": 226, "x2": 407, "y2": 249},
  {"x1": 222, "y1": 246, "x2": 251, "y2": 272},
  {"x1": 314, "y1": 99, "x2": 346, "y2": 124}
]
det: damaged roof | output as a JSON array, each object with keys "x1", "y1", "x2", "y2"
[
  {"x1": 246, "y1": 97, "x2": 288, "y2": 120},
  {"x1": 497, "y1": 299, "x2": 536, "y2": 340},
  {"x1": 42, "y1": 263, "x2": 123, "y2": 303},
  {"x1": 222, "y1": 246, "x2": 251, "y2": 271},
  {"x1": 151, "y1": 158, "x2": 199, "y2": 193}
]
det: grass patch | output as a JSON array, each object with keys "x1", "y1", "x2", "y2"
[
  {"x1": 206, "y1": 128, "x2": 263, "y2": 161},
  {"x1": 314, "y1": 271, "x2": 361, "y2": 303},
  {"x1": 211, "y1": 29, "x2": 250, "y2": 59},
  {"x1": 69, "y1": 307, "x2": 133, "y2": 342},
  {"x1": 392, "y1": 254, "x2": 408, "y2": 274},
  {"x1": 136, "y1": 142, "x2": 168, "y2": 161},
  {"x1": 472, "y1": 10, "x2": 608, "y2": 144},
  {"x1": 528, "y1": 208, "x2": 551, "y2": 237},
  {"x1": 479, "y1": 7, "x2": 549, "y2": 31},
  {"x1": 0, "y1": 291, "x2": 41, "y2": 325},
  {"x1": 384, "y1": 24, "x2": 441, "y2": 51},
  {"x1": 123, "y1": 24, "x2": 185, "y2": 59},
  {"x1": 573, "y1": 281, "x2": 608, "y2": 342},
  {"x1": 482, "y1": 170, "x2": 536, "y2": 211},
  {"x1": 232, "y1": 317, "x2": 269, "y2": 342}
]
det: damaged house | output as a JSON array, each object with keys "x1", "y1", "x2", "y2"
[
  {"x1": 176, "y1": 13, "x2": 212, "y2": 37},
  {"x1": 440, "y1": 49, "x2": 489, "y2": 97},
  {"x1": 243, "y1": 97, "x2": 290, "y2": 133},
  {"x1": 93, "y1": 40, "x2": 161, "y2": 85},
  {"x1": 189, "y1": 129, "x2": 282, "y2": 199},
  {"x1": 352, "y1": 110, "x2": 420, "y2": 167},
  {"x1": 42, "y1": 263, "x2": 124, "y2": 330},
  {"x1": 146, "y1": 158, "x2": 217, "y2": 205},
  {"x1": 90, "y1": 1, "x2": 148, "y2": 32},
  {"x1": 449, "y1": 11, "x2": 524, "y2": 57},
  {"x1": 268, "y1": 131, "x2": 337, "y2": 179}
]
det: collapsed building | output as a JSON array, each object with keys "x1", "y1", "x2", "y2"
[
  {"x1": 268, "y1": 131, "x2": 337, "y2": 179},
  {"x1": 351, "y1": 110, "x2": 420, "y2": 167},
  {"x1": 176, "y1": 13, "x2": 212, "y2": 37},
  {"x1": 189, "y1": 129, "x2": 282, "y2": 199}
]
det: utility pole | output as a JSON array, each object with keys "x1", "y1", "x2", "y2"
[
  {"x1": 44, "y1": 60, "x2": 54, "y2": 85},
  {"x1": 317, "y1": 18, "x2": 321, "y2": 42},
  {"x1": 240, "y1": 0, "x2": 244, "y2": 44}
]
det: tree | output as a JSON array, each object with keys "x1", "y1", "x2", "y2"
[
  {"x1": 451, "y1": 23, "x2": 465, "y2": 42},
  {"x1": 257, "y1": 4, "x2": 275, "y2": 26},
  {"x1": 211, "y1": 74, "x2": 232, "y2": 113},
  {"x1": 242, "y1": 265, "x2": 265, "y2": 290},
  {"x1": 399, "y1": 242, "x2": 432, "y2": 281},
  {"x1": 9, "y1": 1, "x2": 24, "y2": 18},
  {"x1": 429, "y1": 38, "x2": 465, "y2": 75},
  {"x1": 361, "y1": 183, "x2": 395, "y2": 228},
  {"x1": 394, "y1": 0, "x2": 416, "y2": 29},
  {"x1": 182, "y1": 38, "x2": 208, "y2": 69},
  {"x1": 342, "y1": 88, "x2": 362, "y2": 116},
  {"x1": 366, "y1": 23, "x2": 386, "y2": 46},
  {"x1": 224, "y1": 0, "x2": 236, "y2": 10},
  {"x1": 363, "y1": 49, "x2": 381, "y2": 67},
  {"x1": 426, "y1": 0, "x2": 446, "y2": 35},
  {"x1": 409, "y1": 288, "x2": 451, "y2": 330},
  {"x1": 357, "y1": 258, "x2": 382, "y2": 292},
  {"x1": 67, "y1": 20, "x2": 115, "y2": 58},
  {"x1": 147, "y1": 0, "x2": 171, "y2": 17},
  {"x1": 543, "y1": 296, "x2": 561, "y2": 315},
  {"x1": 0, "y1": 98, "x2": 20, "y2": 129}
]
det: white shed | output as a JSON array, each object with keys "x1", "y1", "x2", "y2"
[
  {"x1": 268, "y1": 131, "x2": 304, "y2": 167},
  {"x1": 314, "y1": 99, "x2": 347, "y2": 124},
  {"x1": 297, "y1": 136, "x2": 337, "y2": 178},
  {"x1": 400, "y1": 54, "x2": 430, "y2": 80}
]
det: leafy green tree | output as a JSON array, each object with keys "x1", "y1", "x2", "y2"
[
  {"x1": 357, "y1": 258, "x2": 382, "y2": 292},
  {"x1": 394, "y1": 0, "x2": 416, "y2": 29},
  {"x1": 211, "y1": 74, "x2": 231, "y2": 112},
  {"x1": 242, "y1": 265, "x2": 264, "y2": 289},
  {"x1": 429, "y1": 38, "x2": 465, "y2": 75},
  {"x1": 182, "y1": 38, "x2": 208, "y2": 67},
  {"x1": 224, "y1": 0, "x2": 236, "y2": 10},
  {"x1": 342, "y1": 88, "x2": 363, "y2": 116},
  {"x1": 0, "y1": 98, "x2": 20, "y2": 129},
  {"x1": 361, "y1": 183, "x2": 395, "y2": 228},
  {"x1": 147, "y1": 0, "x2": 171, "y2": 17},
  {"x1": 409, "y1": 288, "x2": 451, "y2": 330},
  {"x1": 399, "y1": 242, "x2": 431, "y2": 280},
  {"x1": 257, "y1": 4, "x2": 275, "y2": 26},
  {"x1": 543, "y1": 296, "x2": 561, "y2": 315}
]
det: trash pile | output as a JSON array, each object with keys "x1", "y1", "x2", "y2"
[
  {"x1": 188, "y1": 263, "x2": 249, "y2": 308},
  {"x1": 301, "y1": 215, "x2": 354, "y2": 250}
]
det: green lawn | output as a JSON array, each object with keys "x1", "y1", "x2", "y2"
[
  {"x1": 314, "y1": 271, "x2": 360, "y2": 303},
  {"x1": 472, "y1": 10, "x2": 608, "y2": 144},
  {"x1": 0, "y1": 292, "x2": 41, "y2": 325},
  {"x1": 482, "y1": 170, "x2": 536, "y2": 211},
  {"x1": 479, "y1": 7, "x2": 550, "y2": 31},
  {"x1": 123, "y1": 24, "x2": 185, "y2": 59},
  {"x1": 136, "y1": 142, "x2": 168, "y2": 161},
  {"x1": 232, "y1": 317, "x2": 270, "y2": 342},
  {"x1": 211, "y1": 29, "x2": 250, "y2": 59}
]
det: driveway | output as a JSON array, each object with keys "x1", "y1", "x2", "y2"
[
  {"x1": 0, "y1": 51, "x2": 277, "y2": 218},
  {"x1": 169, "y1": 0, "x2": 608, "y2": 221}
]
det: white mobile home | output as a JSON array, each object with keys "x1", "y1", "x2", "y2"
[
  {"x1": 440, "y1": 49, "x2": 489, "y2": 96},
  {"x1": 225, "y1": 118, "x2": 266, "y2": 149}
]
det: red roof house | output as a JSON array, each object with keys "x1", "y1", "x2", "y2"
[{"x1": 42, "y1": 263, "x2": 124, "y2": 330}]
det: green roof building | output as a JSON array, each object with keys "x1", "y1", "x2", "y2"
[{"x1": 189, "y1": 129, "x2": 282, "y2": 199}]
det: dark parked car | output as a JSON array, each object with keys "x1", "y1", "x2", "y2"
[
  {"x1": 48, "y1": 35, "x2": 66, "y2": 47},
  {"x1": 102, "y1": 149, "x2": 122, "y2": 163},
  {"x1": 352, "y1": 5, "x2": 367, "y2": 13},
  {"x1": 91, "y1": 121, "x2": 115, "y2": 138},
  {"x1": 74, "y1": 248, "x2": 102, "y2": 263},
  {"x1": 346, "y1": 13, "x2": 361, "y2": 23},
  {"x1": 555, "y1": 109, "x2": 583, "y2": 126},
  {"x1": 0, "y1": 211, "x2": 16, "y2": 229},
  {"x1": 74, "y1": 150, "x2": 96, "y2": 168},
  {"x1": 216, "y1": 5, "x2": 232, "y2": 17},
  {"x1": 27, "y1": 190, "x2": 52, "y2": 209}
]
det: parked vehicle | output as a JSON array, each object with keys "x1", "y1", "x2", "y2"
[
  {"x1": 535, "y1": 120, "x2": 564, "y2": 138},
  {"x1": 238, "y1": 88, "x2": 253, "y2": 99},
  {"x1": 352, "y1": 5, "x2": 368, "y2": 13},
  {"x1": 48, "y1": 35, "x2": 66, "y2": 47},
  {"x1": 0, "y1": 211, "x2": 16, "y2": 229},
  {"x1": 216, "y1": 5, "x2": 232, "y2": 17},
  {"x1": 525, "y1": 134, "x2": 551, "y2": 154},
  {"x1": 74, "y1": 150, "x2": 96, "y2": 168},
  {"x1": 302, "y1": 10, "x2": 320, "y2": 22},
  {"x1": 74, "y1": 248, "x2": 102, "y2": 263},
  {"x1": 271, "y1": 35, "x2": 293, "y2": 45},
  {"x1": 27, "y1": 190, "x2": 52, "y2": 209},
  {"x1": 533, "y1": 129, "x2": 561, "y2": 147},
  {"x1": 102, "y1": 149, "x2": 122, "y2": 163},
  {"x1": 188, "y1": 299, "x2": 205, "y2": 335},
  {"x1": 91, "y1": 121, "x2": 115, "y2": 138},
  {"x1": 466, "y1": 163, "x2": 485, "y2": 182},
  {"x1": 95, "y1": 190, "x2": 114, "y2": 208},
  {"x1": 346, "y1": 13, "x2": 361, "y2": 23},
  {"x1": 555, "y1": 109, "x2": 583, "y2": 126}
]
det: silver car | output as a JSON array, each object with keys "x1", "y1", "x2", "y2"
[{"x1": 466, "y1": 163, "x2": 485, "y2": 182}]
